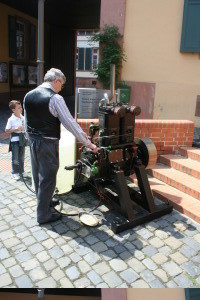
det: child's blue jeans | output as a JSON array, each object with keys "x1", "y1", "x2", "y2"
[{"x1": 11, "y1": 142, "x2": 25, "y2": 174}]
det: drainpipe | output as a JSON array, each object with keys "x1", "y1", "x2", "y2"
[
  {"x1": 38, "y1": 289, "x2": 45, "y2": 300},
  {"x1": 37, "y1": 0, "x2": 45, "y2": 85}
]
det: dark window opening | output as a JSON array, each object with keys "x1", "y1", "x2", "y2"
[
  {"x1": 8, "y1": 15, "x2": 36, "y2": 61},
  {"x1": 76, "y1": 47, "x2": 99, "y2": 71}
]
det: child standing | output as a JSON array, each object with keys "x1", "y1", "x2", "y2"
[{"x1": 5, "y1": 100, "x2": 26, "y2": 180}]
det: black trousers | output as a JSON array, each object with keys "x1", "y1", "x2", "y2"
[{"x1": 29, "y1": 134, "x2": 59, "y2": 223}]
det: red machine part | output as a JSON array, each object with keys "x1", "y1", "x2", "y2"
[
  {"x1": 129, "y1": 105, "x2": 141, "y2": 116},
  {"x1": 108, "y1": 149, "x2": 123, "y2": 163}
]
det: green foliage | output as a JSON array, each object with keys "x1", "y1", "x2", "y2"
[{"x1": 90, "y1": 25, "x2": 126, "y2": 88}]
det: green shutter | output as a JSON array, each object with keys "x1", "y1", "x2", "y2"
[
  {"x1": 181, "y1": 0, "x2": 200, "y2": 52},
  {"x1": 8, "y1": 15, "x2": 16, "y2": 58},
  {"x1": 185, "y1": 289, "x2": 200, "y2": 300},
  {"x1": 30, "y1": 24, "x2": 36, "y2": 61},
  {"x1": 85, "y1": 48, "x2": 91, "y2": 70},
  {"x1": 78, "y1": 48, "x2": 84, "y2": 70}
]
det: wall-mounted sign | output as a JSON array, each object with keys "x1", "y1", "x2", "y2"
[
  {"x1": 0, "y1": 62, "x2": 8, "y2": 83},
  {"x1": 78, "y1": 88, "x2": 110, "y2": 119}
]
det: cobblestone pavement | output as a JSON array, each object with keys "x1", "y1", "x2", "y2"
[{"x1": 0, "y1": 107, "x2": 200, "y2": 288}]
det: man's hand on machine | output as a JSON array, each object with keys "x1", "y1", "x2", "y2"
[{"x1": 89, "y1": 143, "x2": 98, "y2": 153}]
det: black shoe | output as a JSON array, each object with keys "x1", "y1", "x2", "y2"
[
  {"x1": 38, "y1": 213, "x2": 62, "y2": 225},
  {"x1": 50, "y1": 199, "x2": 60, "y2": 207}
]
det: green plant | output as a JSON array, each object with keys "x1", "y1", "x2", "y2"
[{"x1": 90, "y1": 25, "x2": 126, "y2": 88}]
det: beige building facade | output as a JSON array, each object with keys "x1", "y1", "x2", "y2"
[
  {"x1": 127, "y1": 289, "x2": 185, "y2": 300},
  {"x1": 121, "y1": 0, "x2": 200, "y2": 127}
]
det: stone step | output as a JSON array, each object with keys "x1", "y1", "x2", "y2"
[
  {"x1": 179, "y1": 146, "x2": 200, "y2": 162},
  {"x1": 148, "y1": 164, "x2": 200, "y2": 201},
  {"x1": 130, "y1": 175, "x2": 200, "y2": 224},
  {"x1": 159, "y1": 154, "x2": 200, "y2": 179},
  {"x1": 148, "y1": 176, "x2": 200, "y2": 224}
]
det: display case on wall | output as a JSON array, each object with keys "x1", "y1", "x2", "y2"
[
  {"x1": 28, "y1": 65, "x2": 37, "y2": 85},
  {"x1": 10, "y1": 63, "x2": 37, "y2": 87},
  {"x1": 0, "y1": 62, "x2": 8, "y2": 83},
  {"x1": 11, "y1": 64, "x2": 26, "y2": 86}
]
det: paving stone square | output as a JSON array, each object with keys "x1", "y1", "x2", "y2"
[{"x1": 0, "y1": 107, "x2": 200, "y2": 287}]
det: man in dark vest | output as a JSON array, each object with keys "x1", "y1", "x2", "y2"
[{"x1": 24, "y1": 68, "x2": 98, "y2": 225}]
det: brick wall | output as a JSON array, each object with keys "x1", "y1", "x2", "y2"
[
  {"x1": 134, "y1": 120, "x2": 194, "y2": 156},
  {"x1": 101, "y1": 289, "x2": 126, "y2": 300},
  {"x1": 77, "y1": 119, "x2": 194, "y2": 157}
]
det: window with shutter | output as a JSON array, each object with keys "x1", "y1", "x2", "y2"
[
  {"x1": 77, "y1": 47, "x2": 94, "y2": 70},
  {"x1": 85, "y1": 48, "x2": 91, "y2": 70},
  {"x1": 181, "y1": 0, "x2": 200, "y2": 52},
  {"x1": 16, "y1": 21, "x2": 25, "y2": 59},
  {"x1": 92, "y1": 48, "x2": 99, "y2": 70},
  {"x1": 30, "y1": 24, "x2": 36, "y2": 61},
  {"x1": 76, "y1": 48, "x2": 79, "y2": 70},
  {"x1": 8, "y1": 15, "x2": 16, "y2": 58},
  {"x1": 8, "y1": 15, "x2": 36, "y2": 61},
  {"x1": 78, "y1": 48, "x2": 84, "y2": 70}
]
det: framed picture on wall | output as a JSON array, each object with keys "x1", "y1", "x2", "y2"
[
  {"x1": 10, "y1": 63, "x2": 37, "y2": 87},
  {"x1": 11, "y1": 64, "x2": 26, "y2": 86},
  {"x1": 0, "y1": 62, "x2": 8, "y2": 83},
  {"x1": 28, "y1": 65, "x2": 37, "y2": 85}
]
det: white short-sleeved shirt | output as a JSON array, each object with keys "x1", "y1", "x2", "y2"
[{"x1": 5, "y1": 114, "x2": 25, "y2": 142}]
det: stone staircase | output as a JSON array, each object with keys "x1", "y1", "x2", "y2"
[{"x1": 147, "y1": 147, "x2": 200, "y2": 223}]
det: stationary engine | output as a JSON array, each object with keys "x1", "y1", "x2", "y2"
[
  {"x1": 79, "y1": 102, "x2": 156, "y2": 181},
  {"x1": 65, "y1": 99, "x2": 173, "y2": 233}
]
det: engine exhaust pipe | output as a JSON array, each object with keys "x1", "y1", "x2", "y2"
[{"x1": 110, "y1": 64, "x2": 116, "y2": 102}]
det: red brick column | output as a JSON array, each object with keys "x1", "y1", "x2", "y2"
[
  {"x1": 77, "y1": 119, "x2": 194, "y2": 157},
  {"x1": 101, "y1": 289, "x2": 127, "y2": 300},
  {"x1": 100, "y1": 0, "x2": 126, "y2": 35}
]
